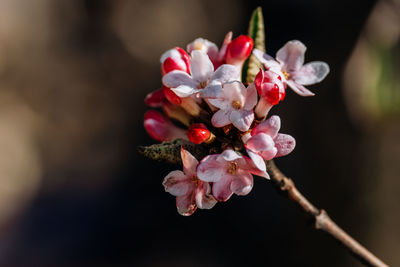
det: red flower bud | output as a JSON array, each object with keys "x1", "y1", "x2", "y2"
[
  {"x1": 162, "y1": 86, "x2": 182, "y2": 105},
  {"x1": 161, "y1": 47, "x2": 191, "y2": 75},
  {"x1": 144, "y1": 88, "x2": 165, "y2": 108},
  {"x1": 225, "y1": 35, "x2": 254, "y2": 65},
  {"x1": 187, "y1": 123, "x2": 212, "y2": 144},
  {"x1": 255, "y1": 69, "x2": 285, "y2": 106}
]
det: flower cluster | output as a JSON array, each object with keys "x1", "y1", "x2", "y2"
[{"x1": 144, "y1": 32, "x2": 329, "y2": 215}]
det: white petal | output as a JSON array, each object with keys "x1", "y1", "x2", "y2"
[
  {"x1": 245, "y1": 133, "x2": 276, "y2": 153},
  {"x1": 211, "y1": 109, "x2": 231, "y2": 128},
  {"x1": 187, "y1": 38, "x2": 219, "y2": 62},
  {"x1": 171, "y1": 85, "x2": 199, "y2": 97},
  {"x1": 253, "y1": 49, "x2": 281, "y2": 70},
  {"x1": 197, "y1": 154, "x2": 226, "y2": 183},
  {"x1": 292, "y1": 61, "x2": 329, "y2": 85},
  {"x1": 230, "y1": 170, "x2": 253, "y2": 196},
  {"x1": 246, "y1": 150, "x2": 267, "y2": 172},
  {"x1": 190, "y1": 50, "x2": 214, "y2": 83},
  {"x1": 162, "y1": 70, "x2": 197, "y2": 88},
  {"x1": 211, "y1": 64, "x2": 240, "y2": 83},
  {"x1": 274, "y1": 134, "x2": 296, "y2": 157},
  {"x1": 220, "y1": 149, "x2": 242, "y2": 161},
  {"x1": 243, "y1": 83, "x2": 258, "y2": 110},
  {"x1": 286, "y1": 80, "x2": 315, "y2": 96},
  {"x1": 230, "y1": 109, "x2": 254, "y2": 132},
  {"x1": 195, "y1": 182, "x2": 217, "y2": 209},
  {"x1": 252, "y1": 115, "x2": 281, "y2": 138},
  {"x1": 276, "y1": 40, "x2": 306, "y2": 72},
  {"x1": 162, "y1": 170, "x2": 192, "y2": 196}
]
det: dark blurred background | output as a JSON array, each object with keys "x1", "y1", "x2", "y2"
[{"x1": 0, "y1": 0, "x2": 399, "y2": 266}]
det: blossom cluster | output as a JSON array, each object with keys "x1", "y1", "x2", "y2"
[{"x1": 144, "y1": 32, "x2": 329, "y2": 215}]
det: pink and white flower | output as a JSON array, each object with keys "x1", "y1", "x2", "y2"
[
  {"x1": 197, "y1": 149, "x2": 268, "y2": 201},
  {"x1": 253, "y1": 40, "x2": 329, "y2": 96},
  {"x1": 163, "y1": 147, "x2": 217, "y2": 216},
  {"x1": 245, "y1": 115, "x2": 296, "y2": 172},
  {"x1": 143, "y1": 110, "x2": 187, "y2": 142},
  {"x1": 162, "y1": 50, "x2": 239, "y2": 98},
  {"x1": 160, "y1": 47, "x2": 191, "y2": 75},
  {"x1": 202, "y1": 81, "x2": 257, "y2": 132}
]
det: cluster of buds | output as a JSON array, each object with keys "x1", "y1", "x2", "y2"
[{"x1": 144, "y1": 33, "x2": 329, "y2": 215}]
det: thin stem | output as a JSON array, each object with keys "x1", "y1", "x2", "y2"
[{"x1": 266, "y1": 160, "x2": 389, "y2": 267}]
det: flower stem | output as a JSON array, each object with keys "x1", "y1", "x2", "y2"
[{"x1": 266, "y1": 160, "x2": 389, "y2": 267}]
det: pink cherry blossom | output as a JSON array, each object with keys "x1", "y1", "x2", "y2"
[
  {"x1": 202, "y1": 81, "x2": 257, "y2": 132},
  {"x1": 162, "y1": 50, "x2": 239, "y2": 98},
  {"x1": 143, "y1": 110, "x2": 187, "y2": 142},
  {"x1": 245, "y1": 115, "x2": 296, "y2": 172},
  {"x1": 163, "y1": 147, "x2": 217, "y2": 216},
  {"x1": 197, "y1": 149, "x2": 268, "y2": 201},
  {"x1": 253, "y1": 40, "x2": 329, "y2": 96}
]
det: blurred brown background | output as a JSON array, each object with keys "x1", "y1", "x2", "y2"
[{"x1": 0, "y1": 0, "x2": 399, "y2": 266}]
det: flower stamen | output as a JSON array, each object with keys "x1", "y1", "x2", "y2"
[{"x1": 227, "y1": 162, "x2": 238, "y2": 175}]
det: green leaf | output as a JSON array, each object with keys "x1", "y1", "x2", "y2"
[
  {"x1": 242, "y1": 7, "x2": 266, "y2": 84},
  {"x1": 138, "y1": 139, "x2": 209, "y2": 164}
]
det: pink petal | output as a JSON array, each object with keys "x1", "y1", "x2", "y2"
[
  {"x1": 292, "y1": 61, "x2": 330, "y2": 86},
  {"x1": 197, "y1": 154, "x2": 226, "y2": 183},
  {"x1": 211, "y1": 64, "x2": 240, "y2": 83},
  {"x1": 243, "y1": 83, "x2": 258, "y2": 110},
  {"x1": 144, "y1": 111, "x2": 187, "y2": 141},
  {"x1": 230, "y1": 170, "x2": 253, "y2": 196},
  {"x1": 212, "y1": 175, "x2": 234, "y2": 201},
  {"x1": 246, "y1": 150, "x2": 266, "y2": 172},
  {"x1": 211, "y1": 109, "x2": 231, "y2": 128},
  {"x1": 190, "y1": 50, "x2": 214, "y2": 83},
  {"x1": 246, "y1": 133, "x2": 275, "y2": 153},
  {"x1": 162, "y1": 70, "x2": 198, "y2": 88},
  {"x1": 176, "y1": 193, "x2": 196, "y2": 216},
  {"x1": 220, "y1": 149, "x2": 242, "y2": 161},
  {"x1": 163, "y1": 170, "x2": 193, "y2": 196},
  {"x1": 276, "y1": 40, "x2": 306, "y2": 72},
  {"x1": 242, "y1": 156, "x2": 270, "y2": 179},
  {"x1": 253, "y1": 49, "x2": 281, "y2": 71},
  {"x1": 274, "y1": 133, "x2": 296, "y2": 157},
  {"x1": 195, "y1": 182, "x2": 217, "y2": 209},
  {"x1": 181, "y1": 147, "x2": 198, "y2": 176},
  {"x1": 230, "y1": 109, "x2": 254, "y2": 132},
  {"x1": 171, "y1": 85, "x2": 199, "y2": 98},
  {"x1": 286, "y1": 80, "x2": 315, "y2": 96},
  {"x1": 252, "y1": 115, "x2": 281, "y2": 138}
]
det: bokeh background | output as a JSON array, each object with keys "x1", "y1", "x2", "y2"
[{"x1": 0, "y1": 0, "x2": 398, "y2": 266}]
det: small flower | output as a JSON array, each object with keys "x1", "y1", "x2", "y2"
[
  {"x1": 143, "y1": 110, "x2": 187, "y2": 142},
  {"x1": 245, "y1": 115, "x2": 296, "y2": 172},
  {"x1": 162, "y1": 50, "x2": 239, "y2": 98},
  {"x1": 197, "y1": 149, "x2": 268, "y2": 201},
  {"x1": 163, "y1": 147, "x2": 217, "y2": 216},
  {"x1": 160, "y1": 47, "x2": 191, "y2": 75},
  {"x1": 203, "y1": 81, "x2": 257, "y2": 132},
  {"x1": 187, "y1": 32, "x2": 233, "y2": 68},
  {"x1": 253, "y1": 40, "x2": 329, "y2": 96},
  {"x1": 225, "y1": 35, "x2": 254, "y2": 66},
  {"x1": 187, "y1": 123, "x2": 214, "y2": 144}
]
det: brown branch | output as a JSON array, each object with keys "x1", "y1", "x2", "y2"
[{"x1": 266, "y1": 160, "x2": 389, "y2": 267}]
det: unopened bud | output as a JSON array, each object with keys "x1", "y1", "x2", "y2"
[
  {"x1": 187, "y1": 123, "x2": 215, "y2": 144},
  {"x1": 162, "y1": 86, "x2": 182, "y2": 105},
  {"x1": 225, "y1": 35, "x2": 254, "y2": 65},
  {"x1": 160, "y1": 47, "x2": 191, "y2": 75},
  {"x1": 144, "y1": 110, "x2": 187, "y2": 142},
  {"x1": 145, "y1": 88, "x2": 165, "y2": 108},
  {"x1": 254, "y1": 69, "x2": 285, "y2": 106}
]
